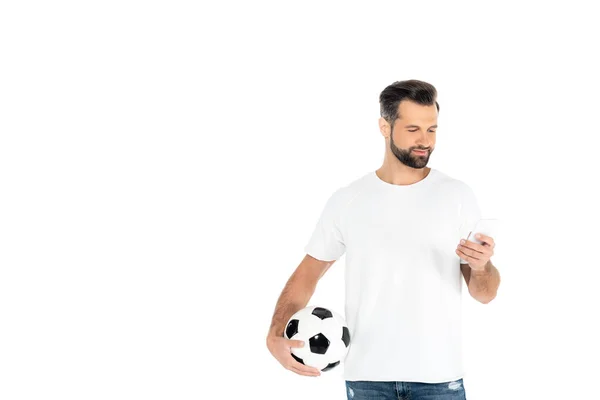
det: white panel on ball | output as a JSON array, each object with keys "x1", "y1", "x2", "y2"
[{"x1": 283, "y1": 305, "x2": 351, "y2": 372}]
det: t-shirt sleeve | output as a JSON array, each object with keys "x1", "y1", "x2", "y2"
[
  {"x1": 303, "y1": 189, "x2": 347, "y2": 262},
  {"x1": 458, "y1": 184, "x2": 482, "y2": 264}
]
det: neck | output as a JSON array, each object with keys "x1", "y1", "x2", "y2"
[{"x1": 376, "y1": 160, "x2": 431, "y2": 186}]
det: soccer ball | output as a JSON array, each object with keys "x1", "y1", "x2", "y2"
[{"x1": 284, "y1": 305, "x2": 350, "y2": 372}]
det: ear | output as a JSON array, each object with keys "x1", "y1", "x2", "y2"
[{"x1": 378, "y1": 117, "x2": 391, "y2": 138}]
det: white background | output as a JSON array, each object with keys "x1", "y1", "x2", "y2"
[{"x1": 1, "y1": 1, "x2": 599, "y2": 399}]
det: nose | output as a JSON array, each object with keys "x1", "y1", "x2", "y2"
[{"x1": 416, "y1": 135, "x2": 430, "y2": 147}]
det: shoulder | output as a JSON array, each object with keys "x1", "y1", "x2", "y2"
[
  {"x1": 324, "y1": 172, "x2": 374, "y2": 212},
  {"x1": 433, "y1": 169, "x2": 476, "y2": 197}
]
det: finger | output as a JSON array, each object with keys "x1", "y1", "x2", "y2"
[
  {"x1": 290, "y1": 365, "x2": 320, "y2": 377},
  {"x1": 474, "y1": 234, "x2": 495, "y2": 247},
  {"x1": 481, "y1": 240, "x2": 495, "y2": 250},
  {"x1": 294, "y1": 364, "x2": 321, "y2": 376},
  {"x1": 288, "y1": 357, "x2": 322, "y2": 375},
  {"x1": 460, "y1": 240, "x2": 486, "y2": 254},
  {"x1": 456, "y1": 248, "x2": 470, "y2": 260},
  {"x1": 460, "y1": 242, "x2": 493, "y2": 258},
  {"x1": 456, "y1": 247, "x2": 480, "y2": 261},
  {"x1": 287, "y1": 352, "x2": 322, "y2": 375},
  {"x1": 458, "y1": 242, "x2": 484, "y2": 258},
  {"x1": 483, "y1": 242, "x2": 495, "y2": 251},
  {"x1": 288, "y1": 340, "x2": 306, "y2": 349}
]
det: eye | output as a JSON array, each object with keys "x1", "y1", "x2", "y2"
[{"x1": 408, "y1": 130, "x2": 418, "y2": 132}]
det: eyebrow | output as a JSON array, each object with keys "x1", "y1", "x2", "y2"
[{"x1": 405, "y1": 125, "x2": 437, "y2": 129}]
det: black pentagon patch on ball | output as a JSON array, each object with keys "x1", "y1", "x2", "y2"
[
  {"x1": 342, "y1": 326, "x2": 350, "y2": 347},
  {"x1": 291, "y1": 353, "x2": 305, "y2": 365},
  {"x1": 311, "y1": 307, "x2": 333, "y2": 320},
  {"x1": 309, "y1": 333, "x2": 330, "y2": 354},
  {"x1": 285, "y1": 319, "x2": 299, "y2": 339},
  {"x1": 321, "y1": 361, "x2": 340, "y2": 372}
]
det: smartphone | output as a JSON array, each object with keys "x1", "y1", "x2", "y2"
[{"x1": 466, "y1": 218, "x2": 499, "y2": 246}]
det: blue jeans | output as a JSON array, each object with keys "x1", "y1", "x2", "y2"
[{"x1": 345, "y1": 378, "x2": 466, "y2": 400}]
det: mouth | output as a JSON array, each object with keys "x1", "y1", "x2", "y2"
[{"x1": 412, "y1": 150, "x2": 428, "y2": 155}]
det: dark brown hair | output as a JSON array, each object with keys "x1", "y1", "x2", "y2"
[{"x1": 379, "y1": 80, "x2": 440, "y2": 123}]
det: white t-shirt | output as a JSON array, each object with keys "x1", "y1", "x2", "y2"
[{"x1": 303, "y1": 168, "x2": 482, "y2": 383}]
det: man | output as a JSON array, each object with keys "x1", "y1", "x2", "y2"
[{"x1": 266, "y1": 79, "x2": 501, "y2": 399}]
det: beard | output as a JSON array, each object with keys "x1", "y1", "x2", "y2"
[{"x1": 390, "y1": 127, "x2": 433, "y2": 169}]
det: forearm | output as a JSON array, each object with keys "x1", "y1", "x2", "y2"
[
  {"x1": 468, "y1": 261, "x2": 501, "y2": 303},
  {"x1": 267, "y1": 272, "x2": 317, "y2": 338}
]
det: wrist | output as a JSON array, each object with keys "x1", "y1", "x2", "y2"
[
  {"x1": 470, "y1": 261, "x2": 492, "y2": 276},
  {"x1": 268, "y1": 325, "x2": 283, "y2": 339}
]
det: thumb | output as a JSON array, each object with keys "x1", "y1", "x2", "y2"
[{"x1": 288, "y1": 339, "x2": 305, "y2": 348}]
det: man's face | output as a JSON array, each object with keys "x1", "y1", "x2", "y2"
[{"x1": 387, "y1": 100, "x2": 437, "y2": 169}]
